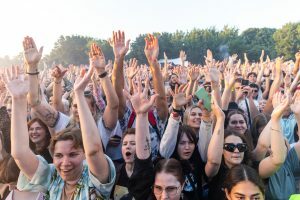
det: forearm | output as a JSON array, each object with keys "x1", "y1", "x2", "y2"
[
  {"x1": 100, "y1": 75, "x2": 119, "y2": 129},
  {"x1": 211, "y1": 82, "x2": 222, "y2": 108},
  {"x1": 221, "y1": 87, "x2": 232, "y2": 110},
  {"x1": 198, "y1": 120, "x2": 212, "y2": 162},
  {"x1": 205, "y1": 118, "x2": 224, "y2": 178},
  {"x1": 262, "y1": 77, "x2": 270, "y2": 99},
  {"x1": 112, "y1": 57, "x2": 126, "y2": 119},
  {"x1": 28, "y1": 72, "x2": 41, "y2": 107},
  {"x1": 11, "y1": 97, "x2": 38, "y2": 179},
  {"x1": 270, "y1": 118, "x2": 286, "y2": 165},
  {"x1": 186, "y1": 80, "x2": 195, "y2": 97},
  {"x1": 248, "y1": 98, "x2": 259, "y2": 122},
  {"x1": 252, "y1": 120, "x2": 272, "y2": 161},
  {"x1": 150, "y1": 62, "x2": 168, "y2": 120},
  {"x1": 52, "y1": 80, "x2": 65, "y2": 113},
  {"x1": 31, "y1": 102, "x2": 59, "y2": 128},
  {"x1": 136, "y1": 114, "x2": 151, "y2": 159},
  {"x1": 74, "y1": 91, "x2": 109, "y2": 183},
  {"x1": 159, "y1": 115, "x2": 180, "y2": 158},
  {"x1": 293, "y1": 60, "x2": 300, "y2": 76}
]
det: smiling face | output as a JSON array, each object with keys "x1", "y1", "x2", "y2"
[
  {"x1": 53, "y1": 140, "x2": 85, "y2": 184},
  {"x1": 227, "y1": 114, "x2": 247, "y2": 135},
  {"x1": 225, "y1": 180, "x2": 264, "y2": 200},
  {"x1": 177, "y1": 132, "x2": 195, "y2": 160},
  {"x1": 29, "y1": 121, "x2": 47, "y2": 145},
  {"x1": 122, "y1": 134, "x2": 136, "y2": 163},
  {"x1": 187, "y1": 107, "x2": 202, "y2": 128},
  {"x1": 223, "y1": 135, "x2": 245, "y2": 169}
]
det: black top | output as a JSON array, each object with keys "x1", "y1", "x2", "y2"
[
  {"x1": 112, "y1": 163, "x2": 134, "y2": 200},
  {"x1": 35, "y1": 148, "x2": 53, "y2": 164},
  {"x1": 208, "y1": 163, "x2": 228, "y2": 200}
]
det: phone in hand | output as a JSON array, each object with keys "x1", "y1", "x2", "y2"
[
  {"x1": 195, "y1": 88, "x2": 211, "y2": 111},
  {"x1": 241, "y1": 79, "x2": 249, "y2": 86}
]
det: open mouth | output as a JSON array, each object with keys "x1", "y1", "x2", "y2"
[{"x1": 125, "y1": 152, "x2": 132, "y2": 157}]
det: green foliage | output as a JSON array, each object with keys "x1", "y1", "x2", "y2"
[
  {"x1": 274, "y1": 22, "x2": 300, "y2": 60},
  {"x1": 2, "y1": 22, "x2": 300, "y2": 67}
]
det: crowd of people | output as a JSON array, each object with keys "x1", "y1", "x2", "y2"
[{"x1": 0, "y1": 31, "x2": 299, "y2": 200}]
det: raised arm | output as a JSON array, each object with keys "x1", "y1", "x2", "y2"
[
  {"x1": 110, "y1": 31, "x2": 130, "y2": 119},
  {"x1": 90, "y1": 43, "x2": 119, "y2": 129},
  {"x1": 293, "y1": 51, "x2": 300, "y2": 76},
  {"x1": 51, "y1": 65, "x2": 67, "y2": 113},
  {"x1": 258, "y1": 92, "x2": 290, "y2": 178},
  {"x1": 124, "y1": 77, "x2": 158, "y2": 160},
  {"x1": 3, "y1": 66, "x2": 38, "y2": 179},
  {"x1": 205, "y1": 93, "x2": 225, "y2": 178},
  {"x1": 23, "y1": 37, "x2": 59, "y2": 128},
  {"x1": 73, "y1": 44, "x2": 110, "y2": 183},
  {"x1": 269, "y1": 58, "x2": 282, "y2": 99},
  {"x1": 144, "y1": 34, "x2": 168, "y2": 121},
  {"x1": 221, "y1": 67, "x2": 236, "y2": 110}
]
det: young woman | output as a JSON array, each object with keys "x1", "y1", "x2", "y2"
[
  {"x1": 6, "y1": 42, "x2": 116, "y2": 199},
  {"x1": 28, "y1": 118, "x2": 52, "y2": 163},
  {"x1": 223, "y1": 164, "x2": 265, "y2": 200},
  {"x1": 112, "y1": 128, "x2": 136, "y2": 200},
  {"x1": 208, "y1": 91, "x2": 290, "y2": 199},
  {"x1": 124, "y1": 77, "x2": 185, "y2": 200}
]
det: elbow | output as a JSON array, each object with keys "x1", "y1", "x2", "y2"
[
  {"x1": 207, "y1": 158, "x2": 222, "y2": 167},
  {"x1": 271, "y1": 154, "x2": 286, "y2": 167}
]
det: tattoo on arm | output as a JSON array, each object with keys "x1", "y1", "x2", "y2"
[
  {"x1": 144, "y1": 137, "x2": 151, "y2": 153},
  {"x1": 34, "y1": 105, "x2": 58, "y2": 128}
]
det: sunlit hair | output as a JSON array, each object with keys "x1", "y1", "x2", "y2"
[
  {"x1": 28, "y1": 118, "x2": 51, "y2": 154},
  {"x1": 183, "y1": 105, "x2": 200, "y2": 125},
  {"x1": 155, "y1": 158, "x2": 185, "y2": 185},
  {"x1": 223, "y1": 164, "x2": 265, "y2": 196},
  {"x1": 49, "y1": 128, "x2": 84, "y2": 155}
]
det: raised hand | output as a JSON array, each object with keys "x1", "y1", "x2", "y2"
[
  {"x1": 51, "y1": 65, "x2": 67, "y2": 81},
  {"x1": 74, "y1": 66, "x2": 94, "y2": 93},
  {"x1": 188, "y1": 66, "x2": 199, "y2": 82},
  {"x1": 144, "y1": 34, "x2": 159, "y2": 65},
  {"x1": 1, "y1": 66, "x2": 29, "y2": 99},
  {"x1": 291, "y1": 90, "x2": 300, "y2": 115},
  {"x1": 211, "y1": 92, "x2": 225, "y2": 119},
  {"x1": 126, "y1": 58, "x2": 139, "y2": 79},
  {"x1": 89, "y1": 43, "x2": 106, "y2": 74},
  {"x1": 23, "y1": 36, "x2": 43, "y2": 70},
  {"x1": 179, "y1": 50, "x2": 187, "y2": 62},
  {"x1": 295, "y1": 51, "x2": 300, "y2": 61},
  {"x1": 164, "y1": 52, "x2": 168, "y2": 61},
  {"x1": 109, "y1": 31, "x2": 130, "y2": 59},
  {"x1": 123, "y1": 76, "x2": 158, "y2": 115},
  {"x1": 272, "y1": 91, "x2": 291, "y2": 120},
  {"x1": 170, "y1": 84, "x2": 191, "y2": 110}
]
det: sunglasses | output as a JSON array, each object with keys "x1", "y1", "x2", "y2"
[{"x1": 224, "y1": 143, "x2": 248, "y2": 153}]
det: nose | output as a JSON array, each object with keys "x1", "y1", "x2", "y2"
[
  {"x1": 160, "y1": 190, "x2": 169, "y2": 200},
  {"x1": 61, "y1": 156, "x2": 71, "y2": 166}
]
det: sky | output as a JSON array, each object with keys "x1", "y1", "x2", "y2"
[{"x1": 0, "y1": 0, "x2": 299, "y2": 57}]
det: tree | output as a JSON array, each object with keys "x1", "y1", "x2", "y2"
[{"x1": 274, "y1": 22, "x2": 300, "y2": 60}]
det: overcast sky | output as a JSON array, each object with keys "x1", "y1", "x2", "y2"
[{"x1": 0, "y1": 0, "x2": 299, "y2": 57}]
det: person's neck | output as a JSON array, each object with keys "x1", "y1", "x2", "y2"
[
  {"x1": 125, "y1": 162, "x2": 134, "y2": 177},
  {"x1": 224, "y1": 160, "x2": 236, "y2": 169}
]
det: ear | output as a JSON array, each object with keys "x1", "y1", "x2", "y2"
[{"x1": 224, "y1": 188, "x2": 231, "y2": 200}]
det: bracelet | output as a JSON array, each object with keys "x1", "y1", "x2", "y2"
[
  {"x1": 26, "y1": 71, "x2": 39, "y2": 75},
  {"x1": 271, "y1": 128, "x2": 281, "y2": 132},
  {"x1": 263, "y1": 75, "x2": 270, "y2": 77},
  {"x1": 172, "y1": 107, "x2": 183, "y2": 113},
  {"x1": 172, "y1": 112, "x2": 180, "y2": 118},
  {"x1": 98, "y1": 71, "x2": 108, "y2": 78}
]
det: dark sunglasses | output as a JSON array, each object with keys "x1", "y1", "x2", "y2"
[{"x1": 223, "y1": 143, "x2": 248, "y2": 153}]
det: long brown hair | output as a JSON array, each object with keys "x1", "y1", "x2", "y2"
[{"x1": 28, "y1": 118, "x2": 51, "y2": 154}]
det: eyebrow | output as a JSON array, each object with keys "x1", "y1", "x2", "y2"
[{"x1": 234, "y1": 192, "x2": 261, "y2": 196}]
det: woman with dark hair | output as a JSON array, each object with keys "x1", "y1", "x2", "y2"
[
  {"x1": 159, "y1": 85, "x2": 225, "y2": 199},
  {"x1": 223, "y1": 164, "x2": 265, "y2": 200},
  {"x1": 208, "y1": 91, "x2": 291, "y2": 199},
  {"x1": 225, "y1": 109, "x2": 254, "y2": 150},
  {"x1": 28, "y1": 118, "x2": 52, "y2": 163},
  {"x1": 125, "y1": 76, "x2": 186, "y2": 200}
]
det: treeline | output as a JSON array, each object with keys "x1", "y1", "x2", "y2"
[{"x1": 1, "y1": 22, "x2": 300, "y2": 66}]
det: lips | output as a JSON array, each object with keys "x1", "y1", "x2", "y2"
[{"x1": 125, "y1": 152, "x2": 132, "y2": 157}]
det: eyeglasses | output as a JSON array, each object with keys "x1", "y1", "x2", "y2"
[
  {"x1": 230, "y1": 120, "x2": 245, "y2": 125},
  {"x1": 152, "y1": 185, "x2": 181, "y2": 197},
  {"x1": 224, "y1": 143, "x2": 248, "y2": 153}
]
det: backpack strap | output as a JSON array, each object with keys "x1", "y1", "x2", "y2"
[{"x1": 127, "y1": 111, "x2": 136, "y2": 128}]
